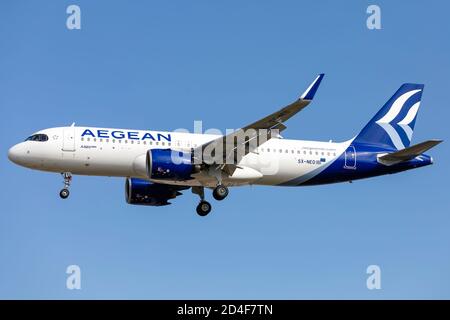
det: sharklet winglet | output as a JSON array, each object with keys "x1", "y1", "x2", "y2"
[{"x1": 300, "y1": 73, "x2": 325, "y2": 100}]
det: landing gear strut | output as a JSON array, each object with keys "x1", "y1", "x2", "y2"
[
  {"x1": 59, "y1": 172, "x2": 72, "y2": 199},
  {"x1": 192, "y1": 186, "x2": 211, "y2": 216},
  {"x1": 212, "y1": 184, "x2": 228, "y2": 201}
]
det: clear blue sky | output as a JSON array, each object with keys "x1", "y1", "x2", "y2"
[{"x1": 1, "y1": 1, "x2": 449, "y2": 299}]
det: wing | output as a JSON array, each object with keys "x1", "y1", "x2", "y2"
[
  {"x1": 193, "y1": 74, "x2": 325, "y2": 171},
  {"x1": 242, "y1": 73, "x2": 325, "y2": 131}
]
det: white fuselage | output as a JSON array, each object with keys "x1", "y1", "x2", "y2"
[{"x1": 8, "y1": 126, "x2": 351, "y2": 187}]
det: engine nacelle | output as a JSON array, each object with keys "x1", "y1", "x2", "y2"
[
  {"x1": 125, "y1": 178, "x2": 189, "y2": 206},
  {"x1": 146, "y1": 149, "x2": 196, "y2": 181}
]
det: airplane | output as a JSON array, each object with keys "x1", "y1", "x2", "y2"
[{"x1": 7, "y1": 74, "x2": 442, "y2": 216}]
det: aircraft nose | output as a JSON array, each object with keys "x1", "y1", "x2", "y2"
[{"x1": 8, "y1": 144, "x2": 23, "y2": 164}]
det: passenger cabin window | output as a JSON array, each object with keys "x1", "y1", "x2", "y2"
[{"x1": 26, "y1": 134, "x2": 48, "y2": 142}]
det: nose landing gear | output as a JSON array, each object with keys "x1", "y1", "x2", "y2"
[
  {"x1": 59, "y1": 188, "x2": 70, "y2": 199},
  {"x1": 59, "y1": 172, "x2": 72, "y2": 199}
]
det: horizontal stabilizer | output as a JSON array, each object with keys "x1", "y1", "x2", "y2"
[{"x1": 378, "y1": 139, "x2": 443, "y2": 165}]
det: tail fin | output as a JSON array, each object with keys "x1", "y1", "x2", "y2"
[{"x1": 354, "y1": 83, "x2": 424, "y2": 150}]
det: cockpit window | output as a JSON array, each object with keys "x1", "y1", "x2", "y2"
[{"x1": 25, "y1": 134, "x2": 48, "y2": 142}]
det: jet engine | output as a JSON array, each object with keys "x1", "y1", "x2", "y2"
[
  {"x1": 146, "y1": 149, "x2": 199, "y2": 181},
  {"x1": 125, "y1": 177, "x2": 189, "y2": 206}
]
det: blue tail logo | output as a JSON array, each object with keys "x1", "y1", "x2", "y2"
[{"x1": 355, "y1": 84, "x2": 424, "y2": 150}]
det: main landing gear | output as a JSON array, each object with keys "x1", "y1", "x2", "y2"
[
  {"x1": 196, "y1": 201, "x2": 212, "y2": 217},
  {"x1": 192, "y1": 184, "x2": 230, "y2": 216},
  {"x1": 212, "y1": 184, "x2": 228, "y2": 201},
  {"x1": 192, "y1": 186, "x2": 212, "y2": 217},
  {"x1": 59, "y1": 172, "x2": 72, "y2": 199}
]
